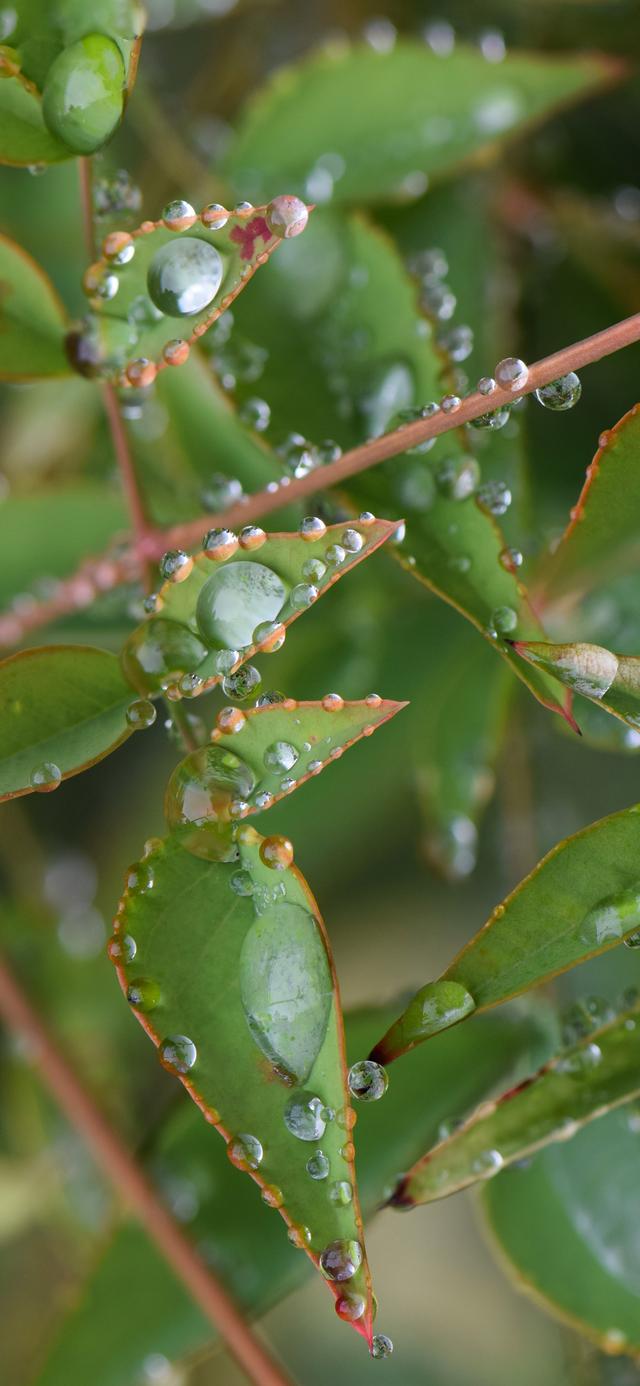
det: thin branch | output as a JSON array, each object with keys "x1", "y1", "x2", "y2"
[
  {"x1": 101, "y1": 381, "x2": 153, "y2": 555},
  {"x1": 0, "y1": 953, "x2": 295, "y2": 1386},
  {"x1": 3, "y1": 307, "x2": 640, "y2": 648}
]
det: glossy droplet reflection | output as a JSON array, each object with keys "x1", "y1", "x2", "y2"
[
  {"x1": 371, "y1": 1334, "x2": 394, "y2": 1359},
  {"x1": 240, "y1": 902, "x2": 332, "y2": 1084},
  {"x1": 159, "y1": 1035, "x2": 197, "y2": 1075},
  {"x1": 30, "y1": 762, "x2": 62, "y2": 792},
  {"x1": 227, "y1": 1133, "x2": 263, "y2": 1170},
  {"x1": 284, "y1": 1091, "x2": 327, "y2": 1141},
  {"x1": 319, "y1": 1239, "x2": 363, "y2": 1282},
  {"x1": 126, "y1": 977, "x2": 161, "y2": 1011},
  {"x1": 42, "y1": 34, "x2": 125, "y2": 154},
  {"x1": 147, "y1": 238, "x2": 225, "y2": 317},
  {"x1": 535, "y1": 373, "x2": 582, "y2": 411},
  {"x1": 348, "y1": 1059, "x2": 388, "y2": 1101},
  {"x1": 121, "y1": 619, "x2": 208, "y2": 695},
  {"x1": 196, "y1": 562, "x2": 287, "y2": 650},
  {"x1": 306, "y1": 1150, "x2": 330, "y2": 1179},
  {"x1": 580, "y1": 885, "x2": 640, "y2": 947}
]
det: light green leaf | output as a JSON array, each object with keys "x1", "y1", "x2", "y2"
[
  {"x1": 393, "y1": 995, "x2": 640, "y2": 1206},
  {"x1": 0, "y1": 75, "x2": 70, "y2": 166},
  {"x1": 110, "y1": 829, "x2": 376, "y2": 1343},
  {"x1": 484, "y1": 1106, "x2": 640, "y2": 1354},
  {"x1": 512, "y1": 638, "x2": 640, "y2": 733},
  {"x1": 0, "y1": 233, "x2": 70, "y2": 378},
  {"x1": 32, "y1": 1004, "x2": 549, "y2": 1386},
  {"x1": 0, "y1": 645, "x2": 147, "y2": 800},
  {"x1": 120, "y1": 516, "x2": 397, "y2": 695},
  {"x1": 225, "y1": 40, "x2": 615, "y2": 204},
  {"x1": 370, "y1": 802, "x2": 640, "y2": 1064}
]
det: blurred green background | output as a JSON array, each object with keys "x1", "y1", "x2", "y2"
[{"x1": 3, "y1": 0, "x2": 640, "y2": 1383}]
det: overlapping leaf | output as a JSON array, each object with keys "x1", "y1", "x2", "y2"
[
  {"x1": 0, "y1": 645, "x2": 151, "y2": 800},
  {"x1": 484, "y1": 1107, "x2": 640, "y2": 1354},
  {"x1": 0, "y1": 234, "x2": 69, "y2": 379},
  {"x1": 370, "y1": 801, "x2": 640, "y2": 1064},
  {"x1": 33, "y1": 1004, "x2": 550, "y2": 1386},
  {"x1": 110, "y1": 828, "x2": 375, "y2": 1343},
  {"x1": 72, "y1": 199, "x2": 310, "y2": 385},
  {"x1": 512, "y1": 639, "x2": 640, "y2": 732},
  {"x1": 121, "y1": 516, "x2": 397, "y2": 696},
  {"x1": 224, "y1": 40, "x2": 615, "y2": 204},
  {"x1": 391, "y1": 995, "x2": 640, "y2": 1207},
  {"x1": 0, "y1": 1, "x2": 144, "y2": 165}
]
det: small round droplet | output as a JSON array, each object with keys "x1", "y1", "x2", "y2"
[
  {"x1": 103, "y1": 231, "x2": 134, "y2": 264},
  {"x1": 261, "y1": 1184, "x2": 284, "y2": 1208},
  {"x1": 322, "y1": 693, "x2": 344, "y2": 712},
  {"x1": 267, "y1": 194, "x2": 309, "y2": 239},
  {"x1": 291, "y1": 583, "x2": 318, "y2": 609},
  {"x1": 490, "y1": 606, "x2": 518, "y2": 636},
  {"x1": 253, "y1": 620, "x2": 286, "y2": 653},
  {"x1": 126, "y1": 358, "x2": 157, "y2": 389},
  {"x1": 30, "y1": 762, "x2": 62, "y2": 792},
  {"x1": 126, "y1": 698, "x2": 157, "y2": 730},
  {"x1": 148, "y1": 238, "x2": 224, "y2": 317},
  {"x1": 284, "y1": 1091, "x2": 326, "y2": 1141},
  {"x1": 336, "y1": 1293, "x2": 366, "y2": 1322},
  {"x1": 371, "y1": 1334, "x2": 394, "y2": 1360},
  {"x1": 325, "y1": 544, "x2": 346, "y2": 566},
  {"x1": 230, "y1": 869, "x2": 254, "y2": 896},
  {"x1": 478, "y1": 376, "x2": 496, "y2": 395},
  {"x1": 476, "y1": 480, "x2": 512, "y2": 515},
  {"x1": 348, "y1": 1059, "x2": 389, "y2": 1101},
  {"x1": 440, "y1": 394, "x2": 461, "y2": 413},
  {"x1": 469, "y1": 408, "x2": 510, "y2": 432},
  {"x1": 341, "y1": 528, "x2": 364, "y2": 553},
  {"x1": 201, "y1": 203, "x2": 229, "y2": 230},
  {"x1": 227, "y1": 1133, "x2": 263, "y2": 1170},
  {"x1": 306, "y1": 1150, "x2": 330, "y2": 1179},
  {"x1": 240, "y1": 397, "x2": 271, "y2": 431},
  {"x1": 302, "y1": 557, "x2": 326, "y2": 582},
  {"x1": 288, "y1": 1224, "x2": 312, "y2": 1248},
  {"x1": 260, "y1": 835, "x2": 294, "y2": 870},
  {"x1": 239, "y1": 526, "x2": 267, "y2": 551},
  {"x1": 535, "y1": 373, "x2": 582, "y2": 411},
  {"x1": 163, "y1": 338, "x2": 190, "y2": 367},
  {"x1": 222, "y1": 665, "x2": 261, "y2": 701},
  {"x1": 495, "y1": 357, "x2": 528, "y2": 392},
  {"x1": 329, "y1": 1180, "x2": 353, "y2": 1205},
  {"x1": 264, "y1": 741, "x2": 299, "y2": 772},
  {"x1": 107, "y1": 934, "x2": 137, "y2": 964},
  {"x1": 319, "y1": 1239, "x2": 363, "y2": 1282},
  {"x1": 499, "y1": 546, "x2": 523, "y2": 572},
  {"x1": 217, "y1": 707, "x2": 246, "y2": 735},
  {"x1": 160, "y1": 549, "x2": 193, "y2": 583},
  {"x1": 126, "y1": 977, "x2": 161, "y2": 1011},
  {"x1": 300, "y1": 516, "x2": 327, "y2": 541},
  {"x1": 159, "y1": 1035, "x2": 197, "y2": 1075}
]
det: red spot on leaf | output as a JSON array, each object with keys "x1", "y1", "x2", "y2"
[{"x1": 230, "y1": 216, "x2": 272, "y2": 261}]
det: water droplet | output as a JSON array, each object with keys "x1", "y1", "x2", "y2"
[
  {"x1": 159, "y1": 1035, "x2": 197, "y2": 1075},
  {"x1": 469, "y1": 407, "x2": 511, "y2": 432},
  {"x1": 230, "y1": 869, "x2": 254, "y2": 896},
  {"x1": 160, "y1": 549, "x2": 193, "y2": 583},
  {"x1": 476, "y1": 480, "x2": 512, "y2": 515},
  {"x1": 42, "y1": 34, "x2": 125, "y2": 154},
  {"x1": 535, "y1": 373, "x2": 582, "y2": 411},
  {"x1": 306, "y1": 1150, "x2": 330, "y2": 1179},
  {"x1": 264, "y1": 741, "x2": 299, "y2": 772},
  {"x1": 421, "y1": 281, "x2": 457, "y2": 320},
  {"x1": 440, "y1": 324, "x2": 474, "y2": 363},
  {"x1": 202, "y1": 528, "x2": 239, "y2": 561},
  {"x1": 162, "y1": 199, "x2": 196, "y2": 231},
  {"x1": 201, "y1": 475, "x2": 243, "y2": 510},
  {"x1": 316, "y1": 439, "x2": 343, "y2": 465},
  {"x1": 163, "y1": 339, "x2": 190, "y2": 367},
  {"x1": 201, "y1": 203, "x2": 229, "y2": 230},
  {"x1": 125, "y1": 698, "x2": 157, "y2": 731},
  {"x1": 253, "y1": 621, "x2": 285, "y2": 653},
  {"x1": 335, "y1": 1293, "x2": 366, "y2": 1322},
  {"x1": 399, "y1": 979, "x2": 476, "y2": 1046},
  {"x1": 288, "y1": 1224, "x2": 312, "y2": 1248},
  {"x1": 267, "y1": 194, "x2": 309, "y2": 239},
  {"x1": 284, "y1": 1091, "x2": 327, "y2": 1140},
  {"x1": 580, "y1": 885, "x2": 640, "y2": 946},
  {"x1": 126, "y1": 358, "x2": 157, "y2": 389},
  {"x1": 300, "y1": 516, "x2": 327, "y2": 541},
  {"x1": 478, "y1": 376, "x2": 497, "y2": 395},
  {"x1": 107, "y1": 933, "x2": 137, "y2": 964},
  {"x1": 215, "y1": 649, "x2": 240, "y2": 675},
  {"x1": 436, "y1": 455, "x2": 480, "y2": 501},
  {"x1": 127, "y1": 862, "x2": 154, "y2": 893},
  {"x1": 165, "y1": 745, "x2": 254, "y2": 860},
  {"x1": 239, "y1": 526, "x2": 267, "y2": 552},
  {"x1": 260, "y1": 835, "x2": 294, "y2": 870},
  {"x1": 196, "y1": 562, "x2": 287, "y2": 649},
  {"x1": 147, "y1": 238, "x2": 225, "y2": 317},
  {"x1": 278, "y1": 434, "x2": 316, "y2": 478},
  {"x1": 126, "y1": 977, "x2": 161, "y2": 1011},
  {"x1": 371, "y1": 1334, "x2": 394, "y2": 1360},
  {"x1": 322, "y1": 693, "x2": 344, "y2": 712},
  {"x1": 227, "y1": 1133, "x2": 263, "y2": 1170},
  {"x1": 329, "y1": 1180, "x2": 353, "y2": 1205},
  {"x1": 325, "y1": 544, "x2": 346, "y2": 566},
  {"x1": 30, "y1": 761, "x2": 62, "y2": 792},
  {"x1": 319, "y1": 1239, "x2": 363, "y2": 1282},
  {"x1": 261, "y1": 1184, "x2": 284, "y2": 1208},
  {"x1": 441, "y1": 394, "x2": 461, "y2": 413},
  {"x1": 121, "y1": 618, "x2": 208, "y2": 695},
  {"x1": 625, "y1": 930, "x2": 640, "y2": 949},
  {"x1": 471, "y1": 1148, "x2": 504, "y2": 1177},
  {"x1": 348, "y1": 1060, "x2": 389, "y2": 1101},
  {"x1": 222, "y1": 665, "x2": 261, "y2": 700},
  {"x1": 556, "y1": 1042, "x2": 602, "y2": 1075},
  {"x1": 495, "y1": 357, "x2": 528, "y2": 392},
  {"x1": 291, "y1": 582, "x2": 318, "y2": 609},
  {"x1": 341, "y1": 528, "x2": 364, "y2": 553},
  {"x1": 240, "y1": 397, "x2": 271, "y2": 432},
  {"x1": 499, "y1": 546, "x2": 523, "y2": 572},
  {"x1": 490, "y1": 606, "x2": 518, "y2": 636}
]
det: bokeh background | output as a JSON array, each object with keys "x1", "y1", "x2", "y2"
[{"x1": 3, "y1": 1, "x2": 640, "y2": 1383}]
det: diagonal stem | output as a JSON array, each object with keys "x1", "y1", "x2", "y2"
[
  {"x1": 0, "y1": 953, "x2": 296, "y2": 1386},
  {"x1": 3, "y1": 306, "x2": 640, "y2": 648}
]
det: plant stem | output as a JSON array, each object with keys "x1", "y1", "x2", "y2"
[
  {"x1": 3, "y1": 307, "x2": 640, "y2": 647},
  {"x1": 101, "y1": 381, "x2": 152, "y2": 557},
  {"x1": 0, "y1": 953, "x2": 296, "y2": 1386}
]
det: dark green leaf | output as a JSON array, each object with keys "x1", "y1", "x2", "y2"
[
  {"x1": 393, "y1": 995, "x2": 640, "y2": 1206},
  {"x1": 225, "y1": 41, "x2": 615, "y2": 204},
  {"x1": 0, "y1": 233, "x2": 69, "y2": 378},
  {"x1": 0, "y1": 645, "x2": 146, "y2": 799},
  {"x1": 371, "y1": 802, "x2": 640, "y2": 1064}
]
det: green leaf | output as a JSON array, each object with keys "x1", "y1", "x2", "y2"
[
  {"x1": 0, "y1": 645, "x2": 147, "y2": 800},
  {"x1": 483, "y1": 1106, "x2": 640, "y2": 1354},
  {"x1": 229, "y1": 208, "x2": 573, "y2": 724},
  {"x1": 512, "y1": 639, "x2": 640, "y2": 733},
  {"x1": 392, "y1": 995, "x2": 640, "y2": 1207},
  {"x1": 0, "y1": 233, "x2": 70, "y2": 378},
  {"x1": 32, "y1": 1004, "x2": 549, "y2": 1386},
  {"x1": 120, "y1": 515, "x2": 397, "y2": 695},
  {"x1": 72, "y1": 197, "x2": 311, "y2": 384},
  {"x1": 370, "y1": 801, "x2": 640, "y2": 1065},
  {"x1": 224, "y1": 40, "x2": 615, "y2": 204},
  {"x1": 539, "y1": 403, "x2": 640, "y2": 603},
  {"x1": 110, "y1": 828, "x2": 376, "y2": 1343},
  {"x1": 0, "y1": 74, "x2": 70, "y2": 166}
]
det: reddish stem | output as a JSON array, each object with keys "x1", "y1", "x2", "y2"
[{"x1": 0, "y1": 954, "x2": 296, "y2": 1386}]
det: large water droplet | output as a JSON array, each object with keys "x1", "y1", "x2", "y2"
[
  {"x1": 580, "y1": 885, "x2": 640, "y2": 946},
  {"x1": 319, "y1": 1238, "x2": 362, "y2": 1281},
  {"x1": 147, "y1": 238, "x2": 225, "y2": 317},
  {"x1": 30, "y1": 761, "x2": 62, "y2": 792},
  {"x1": 348, "y1": 1059, "x2": 388, "y2": 1101},
  {"x1": 535, "y1": 373, "x2": 582, "y2": 411},
  {"x1": 121, "y1": 618, "x2": 208, "y2": 695},
  {"x1": 371, "y1": 1333, "x2": 394, "y2": 1359},
  {"x1": 165, "y1": 745, "x2": 255, "y2": 861},
  {"x1": 264, "y1": 741, "x2": 299, "y2": 772},
  {"x1": 240, "y1": 903, "x2": 332, "y2": 1083},
  {"x1": 399, "y1": 979, "x2": 476, "y2": 1046},
  {"x1": 42, "y1": 34, "x2": 125, "y2": 154},
  {"x1": 196, "y1": 562, "x2": 287, "y2": 649},
  {"x1": 260, "y1": 835, "x2": 294, "y2": 870},
  {"x1": 284, "y1": 1091, "x2": 327, "y2": 1141}
]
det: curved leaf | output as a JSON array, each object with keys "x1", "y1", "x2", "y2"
[
  {"x1": 74, "y1": 198, "x2": 311, "y2": 384},
  {"x1": 111, "y1": 828, "x2": 375, "y2": 1343},
  {"x1": 370, "y1": 802, "x2": 640, "y2": 1064},
  {"x1": 0, "y1": 73, "x2": 70, "y2": 166},
  {"x1": 225, "y1": 41, "x2": 616, "y2": 204},
  {"x1": 483, "y1": 1107, "x2": 640, "y2": 1355},
  {"x1": 512, "y1": 639, "x2": 640, "y2": 732},
  {"x1": 0, "y1": 234, "x2": 69, "y2": 379},
  {"x1": 392, "y1": 995, "x2": 640, "y2": 1207},
  {"x1": 120, "y1": 516, "x2": 397, "y2": 695},
  {"x1": 32, "y1": 1004, "x2": 550, "y2": 1386},
  {"x1": 0, "y1": 645, "x2": 146, "y2": 800}
]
